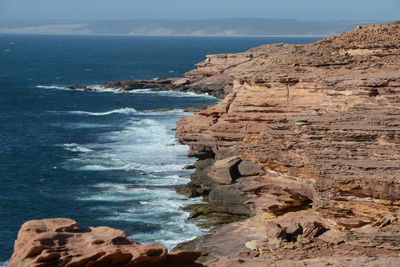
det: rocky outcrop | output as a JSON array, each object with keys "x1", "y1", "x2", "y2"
[
  {"x1": 175, "y1": 22, "x2": 400, "y2": 263},
  {"x1": 9, "y1": 218, "x2": 202, "y2": 267},
  {"x1": 100, "y1": 77, "x2": 226, "y2": 98}
]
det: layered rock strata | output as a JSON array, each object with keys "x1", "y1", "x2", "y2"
[
  {"x1": 11, "y1": 22, "x2": 400, "y2": 266},
  {"x1": 9, "y1": 218, "x2": 201, "y2": 267},
  {"x1": 175, "y1": 22, "x2": 400, "y2": 263}
]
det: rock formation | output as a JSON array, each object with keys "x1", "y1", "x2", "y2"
[
  {"x1": 12, "y1": 22, "x2": 400, "y2": 266},
  {"x1": 9, "y1": 218, "x2": 201, "y2": 267},
  {"x1": 101, "y1": 77, "x2": 226, "y2": 98},
  {"x1": 175, "y1": 22, "x2": 400, "y2": 263}
]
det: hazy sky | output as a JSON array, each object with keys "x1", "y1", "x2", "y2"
[{"x1": 0, "y1": 0, "x2": 399, "y2": 21}]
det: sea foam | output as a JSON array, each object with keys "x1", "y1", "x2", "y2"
[
  {"x1": 60, "y1": 100, "x2": 205, "y2": 250},
  {"x1": 68, "y1": 108, "x2": 137, "y2": 116},
  {"x1": 37, "y1": 85, "x2": 68, "y2": 90}
]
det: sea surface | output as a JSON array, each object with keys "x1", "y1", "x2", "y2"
[{"x1": 0, "y1": 34, "x2": 321, "y2": 264}]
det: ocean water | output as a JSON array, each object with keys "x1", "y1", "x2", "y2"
[{"x1": 0, "y1": 34, "x2": 321, "y2": 264}]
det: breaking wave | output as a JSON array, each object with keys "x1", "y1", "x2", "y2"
[{"x1": 68, "y1": 108, "x2": 137, "y2": 116}]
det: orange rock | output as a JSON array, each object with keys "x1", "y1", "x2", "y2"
[
  {"x1": 177, "y1": 22, "x2": 400, "y2": 227},
  {"x1": 9, "y1": 218, "x2": 201, "y2": 267}
]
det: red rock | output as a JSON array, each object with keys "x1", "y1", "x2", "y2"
[
  {"x1": 175, "y1": 22, "x2": 400, "y2": 264},
  {"x1": 9, "y1": 218, "x2": 201, "y2": 267},
  {"x1": 177, "y1": 21, "x2": 400, "y2": 228},
  {"x1": 208, "y1": 156, "x2": 242, "y2": 184}
]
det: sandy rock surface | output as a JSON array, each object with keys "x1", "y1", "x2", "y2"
[{"x1": 9, "y1": 218, "x2": 202, "y2": 267}]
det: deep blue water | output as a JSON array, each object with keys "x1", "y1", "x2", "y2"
[{"x1": 0, "y1": 34, "x2": 321, "y2": 263}]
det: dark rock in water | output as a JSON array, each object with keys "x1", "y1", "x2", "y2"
[
  {"x1": 67, "y1": 85, "x2": 90, "y2": 90},
  {"x1": 126, "y1": 184, "x2": 140, "y2": 189},
  {"x1": 102, "y1": 78, "x2": 182, "y2": 92},
  {"x1": 175, "y1": 185, "x2": 201, "y2": 198},
  {"x1": 208, "y1": 183, "x2": 252, "y2": 216},
  {"x1": 141, "y1": 108, "x2": 174, "y2": 113},
  {"x1": 184, "y1": 105, "x2": 210, "y2": 113},
  {"x1": 101, "y1": 77, "x2": 225, "y2": 98},
  {"x1": 183, "y1": 203, "x2": 248, "y2": 230},
  {"x1": 183, "y1": 164, "x2": 196, "y2": 170},
  {"x1": 154, "y1": 108, "x2": 173, "y2": 112},
  {"x1": 189, "y1": 158, "x2": 215, "y2": 194},
  {"x1": 188, "y1": 204, "x2": 216, "y2": 219}
]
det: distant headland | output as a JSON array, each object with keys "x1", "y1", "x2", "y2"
[{"x1": 0, "y1": 18, "x2": 383, "y2": 36}]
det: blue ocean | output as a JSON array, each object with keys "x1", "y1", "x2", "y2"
[{"x1": 0, "y1": 34, "x2": 320, "y2": 264}]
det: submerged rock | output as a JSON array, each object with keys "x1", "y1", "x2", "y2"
[{"x1": 66, "y1": 85, "x2": 90, "y2": 90}]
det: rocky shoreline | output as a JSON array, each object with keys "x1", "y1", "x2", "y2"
[
  {"x1": 172, "y1": 21, "x2": 400, "y2": 265},
  {"x1": 10, "y1": 22, "x2": 400, "y2": 266},
  {"x1": 68, "y1": 75, "x2": 228, "y2": 99}
]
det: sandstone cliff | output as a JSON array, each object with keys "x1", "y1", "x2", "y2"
[
  {"x1": 11, "y1": 22, "x2": 400, "y2": 266},
  {"x1": 175, "y1": 22, "x2": 400, "y2": 263}
]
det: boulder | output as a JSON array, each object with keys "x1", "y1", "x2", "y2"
[
  {"x1": 208, "y1": 156, "x2": 242, "y2": 185},
  {"x1": 9, "y1": 218, "x2": 201, "y2": 267},
  {"x1": 237, "y1": 160, "x2": 260, "y2": 177}
]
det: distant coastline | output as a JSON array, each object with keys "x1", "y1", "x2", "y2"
[
  {"x1": 0, "y1": 32, "x2": 330, "y2": 38},
  {"x1": 0, "y1": 18, "x2": 382, "y2": 36}
]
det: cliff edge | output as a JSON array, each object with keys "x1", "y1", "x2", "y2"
[{"x1": 175, "y1": 22, "x2": 400, "y2": 263}]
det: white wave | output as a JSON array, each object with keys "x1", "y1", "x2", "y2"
[
  {"x1": 37, "y1": 83, "x2": 218, "y2": 99},
  {"x1": 79, "y1": 164, "x2": 129, "y2": 171},
  {"x1": 62, "y1": 143, "x2": 93, "y2": 153},
  {"x1": 63, "y1": 116, "x2": 194, "y2": 173},
  {"x1": 90, "y1": 85, "x2": 217, "y2": 99},
  {"x1": 93, "y1": 183, "x2": 127, "y2": 190},
  {"x1": 87, "y1": 85, "x2": 121, "y2": 93},
  {"x1": 126, "y1": 88, "x2": 152, "y2": 93},
  {"x1": 62, "y1": 122, "x2": 110, "y2": 129},
  {"x1": 128, "y1": 89, "x2": 217, "y2": 99},
  {"x1": 37, "y1": 85, "x2": 68, "y2": 90},
  {"x1": 68, "y1": 108, "x2": 137, "y2": 116},
  {"x1": 109, "y1": 197, "x2": 206, "y2": 250},
  {"x1": 66, "y1": 107, "x2": 208, "y2": 248},
  {"x1": 142, "y1": 175, "x2": 188, "y2": 186},
  {"x1": 78, "y1": 194, "x2": 144, "y2": 202},
  {"x1": 138, "y1": 109, "x2": 191, "y2": 116},
  {"x1": 0, "y1": 261, "x2": 8, "y2": 267},
  {"x1": 77, "y1": 162, "x2": 187, "y2": 173}
]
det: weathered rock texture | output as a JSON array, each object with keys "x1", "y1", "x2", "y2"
[
  {"x1": 175, "y1": 22, "x2": 400, "y2": 263},
  {"x1": 9, "y1": 218, "x2": 201, "y2": 267}
]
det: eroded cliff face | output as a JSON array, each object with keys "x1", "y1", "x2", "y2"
[{"x1": 176, "y1": 22, "x2": 400, "y2": 261}]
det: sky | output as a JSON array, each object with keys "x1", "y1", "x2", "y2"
[{"x1": 0, "y1": 0, "x2": 399, "y2": 21}]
